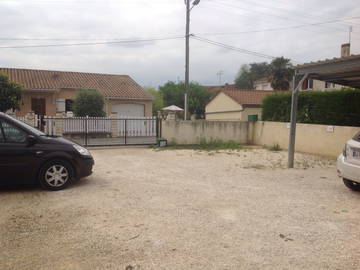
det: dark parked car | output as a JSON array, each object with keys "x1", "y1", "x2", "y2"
[{"x1": 0, "y1": 112, "x2": 94, "y2": 190}]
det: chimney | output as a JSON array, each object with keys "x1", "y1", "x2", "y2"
[{"x1": 341, "y1": 43, "x2": 350, "y2": 57}]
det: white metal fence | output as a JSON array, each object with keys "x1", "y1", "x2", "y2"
[
  {"x1": 62, "y1": 117, "x2": 112, "y2": 134},
  {"x1": 16, "y1": 115, "x2": 39, "y2": 128},
  {"x1": 118, "y1": 116, "x2": 157, "y2": 137}
]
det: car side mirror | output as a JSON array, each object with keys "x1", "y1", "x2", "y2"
[{"x1": 27, "y1": 135, "x2": 37, "y2": 146}]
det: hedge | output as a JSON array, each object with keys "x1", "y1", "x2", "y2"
[{"x1": 262, "y1": 89, "x2": 360, "y2": 127}]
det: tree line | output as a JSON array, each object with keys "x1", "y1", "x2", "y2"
[{"x1": 235, "y1": 57, "x2": 293, "y2": 90}]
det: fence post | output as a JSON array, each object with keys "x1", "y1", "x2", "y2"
[
  {"x1": 110, "y1": 113, "x2": 117, "y2": 138},
  {"x1": 85, "y1": 116, "x2": 89, "y2": 146},
  {"x1": 124, "y1": 119, "x2": 127, "y2": 145}
]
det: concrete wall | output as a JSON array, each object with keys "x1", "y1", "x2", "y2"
[
  {"x1": 162, "y1": 120, "x2": 248, "y2": 144},
  {"x1": 251, "y1": 121, "x2": 360, "y2": 157},
  {"x1": 161, "y1": 119, "x2": 359, "y2": 157}
]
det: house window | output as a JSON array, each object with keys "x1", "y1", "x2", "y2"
[
  {"x1": 325, "y1": 82, "x2": 331, "y2": 88},
  {"x1": 65, "y1": 99, "x2": 74, "y2": 112},
  {"x1": 308, "y1": 79, "x2": 313, "y2": 89},
  {"x1": 302, "y1": 79, "x2": 313, "y2": 90}
]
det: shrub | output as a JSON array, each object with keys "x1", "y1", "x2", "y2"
[
  {"x1": 0, "y1": 73, "x2": 23, "y2": 112},
  {"x1": 262, "y1": 89, "x2": 360, "y2": 126},
  {"x1": 73, "y1": 89, "x2": 106, "y2": 117},
  {"x1": 269, "y1": 143, "x2": 282, "y2": 151}
]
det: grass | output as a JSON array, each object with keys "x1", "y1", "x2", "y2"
[
  {"x1": 157, "y1": 139, "x2": 244, "y2": 151},
  {"x1": 268, "y1": 143, "x2": 282, "y2": 152}
]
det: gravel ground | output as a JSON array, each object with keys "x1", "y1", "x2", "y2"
[{"x1": 0, "y1": 147, "x2": 359, "y2": 270}]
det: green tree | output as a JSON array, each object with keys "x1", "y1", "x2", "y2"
[
  {"x1": 269, "y1": 57, "x2": 294, "y2": 90},
  {"x1": 73, "y1": 89, "x2": 106, "y2": 117},
  {"x1": 146, "y1": 87, "x2": 164, "y2": 115},
  {"x1": 235, "y1": 62, "x2": 270, "y2": 89},
  {"x1": 159, "y1": 81, "x2": 211, "y2": 116},
  {"x1": 187, "y1": 83, "x2": 212, "y2": 115},
  {"x1": 0, "y1": 73, "x2": 23, "y2": 112},
  {"x1": 235, "y1": 64, "x2": 253, "y2": 89}
]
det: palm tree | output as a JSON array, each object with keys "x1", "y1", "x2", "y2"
[{"x1": 269, "y1": 57, "x2": 294, "y2": 91}]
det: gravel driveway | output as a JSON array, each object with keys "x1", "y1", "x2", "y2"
[{"x1": 0, "y1": 148, "x2": 359, "y2": 270}]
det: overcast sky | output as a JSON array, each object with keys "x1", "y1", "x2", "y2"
[{"x1": 1, "y1": 0, "x2": 359, "y2": 88}]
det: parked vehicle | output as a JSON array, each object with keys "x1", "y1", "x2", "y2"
[
  {"x1": 337, "y1": 131, "x2": 360, "y2": 191},
  {"x1": 0, "y1": 113, "x2": 94, "y2": 190}
]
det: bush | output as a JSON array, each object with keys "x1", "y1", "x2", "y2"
[
  {"x1": 0, "y1": 73, "x2": 23, "y2": 112},
  {"x1": 73, "y1": 89, "x2": 106, "y2": 117},
  {"x1": 262, "y1": 89, "x2": 360, "y2": 126}
]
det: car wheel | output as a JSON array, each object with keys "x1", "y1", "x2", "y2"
[
  {"x1": 39, "y1": 160, "x2": 73, "y2": 191},
  {"x1": 343, "y1": 178, "x2": 360, "y2": 192}
]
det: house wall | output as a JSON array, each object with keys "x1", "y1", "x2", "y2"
[
  {"x1": 16, "y1": 89, "x2": 153, "y2": 117},
  {"x1": 254, "y1": 79, "x2": 343, "y2": 91},
  {"x1": 241, "y1": 107, "x2": 263, "y2": 121},
  {"x1": 161, "y1": 120, "x2": 249, "y2": 144},
  {"x1": 205, "y1": 92, "x2": 243, "y2": 120},
  {"x1": 254, "y1": 81, "x2": 272, "y2": 91},
  {"x1": 17, "y1": 92, "x2": 56, "y2": 116},
  {"x1": 251, "y1": 121, "x2": 360, "y2": 157}
]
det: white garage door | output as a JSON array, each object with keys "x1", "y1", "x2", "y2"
[{"x1": 112, "y1": 104, "x2": 145, "y2": 117}]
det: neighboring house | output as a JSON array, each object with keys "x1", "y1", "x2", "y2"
[
  {"x1": 0, "y1": 68, "x2": 153, "y2": 117},
  {"x1": 254, "y1": 77, "x2": 273, "y2": 91},
  {"x1": 254, "y1": 76, "x2": 342, "y2": 91},
  {"x1": 205, "y1": 89, "x2": 275, "y2": 121}
]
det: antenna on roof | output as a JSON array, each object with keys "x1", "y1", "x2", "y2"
[{"x1": 349, "y1": 26, "x2": 353, "y2": 47}]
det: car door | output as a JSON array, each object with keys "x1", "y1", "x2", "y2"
[{"x1": 0, "y1": 119, "x2": 38, "y2": 184}]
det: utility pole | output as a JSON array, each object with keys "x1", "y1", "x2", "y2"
[
  {"x1": 288, "y1": 73, "x2": 308, "y2": 168},
  {"x1": 184, "y1": 0, "x2": 200, "y2": 120},
  {"x1": 184, "y1": 0, "x2": 190, "y2": 121}
]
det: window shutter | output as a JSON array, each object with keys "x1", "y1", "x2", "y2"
[{"x1": 56, "y1": 98, "x2": 65, "y2": 112}]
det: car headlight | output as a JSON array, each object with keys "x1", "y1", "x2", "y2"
[
  {"x1": 73, "y1": 144, "x2": 91, "y2": 156},
  {"x1": 343, "y1": 143, "x2": 351, "y2": 158}
]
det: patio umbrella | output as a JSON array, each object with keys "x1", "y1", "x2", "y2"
[{"x1": 162, "y1": 105, "x2": 184, "y2": 111}]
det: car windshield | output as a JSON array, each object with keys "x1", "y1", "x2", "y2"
[
  {"x1": 353, "y1": 132, "x2": 360, "y2": 142},
  {"x1": 6, "y1": 116, "x2": 46, "y2": 136}
]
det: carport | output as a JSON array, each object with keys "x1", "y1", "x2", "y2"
[{"x1": 288, "y1": 53, "x2": 360, "y2": 167}]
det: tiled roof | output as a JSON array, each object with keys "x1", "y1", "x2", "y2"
[
  {"x1": 203, "y1": 83, "x2": 238, "y2": 94},
  {"x1": 222, "y1": 89, "x2": 276, "y2": 106},
  {"x1": 0, "y1": 68, "x2": 153, "y2": 100}
]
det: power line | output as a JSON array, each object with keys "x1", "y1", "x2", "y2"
[
  {"x1": 212, "y1": 0, "x2": 356, "y2": 29},
  {"x1": 191, "y1": 35, "x2": 277, "y2": 60},
  {"x1": 197, "y1": 16, "x2": 360, "y2": 36},
  {"x1": 206, "y1": 0, "x2": 354, "y2": 35},
  {"x1": 0, "y1": 36, "x2": 184, "y2": 49}
]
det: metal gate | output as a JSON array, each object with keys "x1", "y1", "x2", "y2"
[{"x1": 41, "y1": 116, "x2": 160, "y2": 147}]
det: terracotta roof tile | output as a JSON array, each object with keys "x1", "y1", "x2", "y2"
[
  {"x1": 0, "y1": 68, "x2": 153, "y2": 100},
  {"x1": 222, "y1": 89, "x2": 277, "y2": 106},
  {"x1": 203, "y1": 84, "x2": 238, "y2": 94}
]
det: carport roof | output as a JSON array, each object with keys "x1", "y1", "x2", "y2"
[{"x1": 295, "y1": 54, "x2": 360, "y2": 89}]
